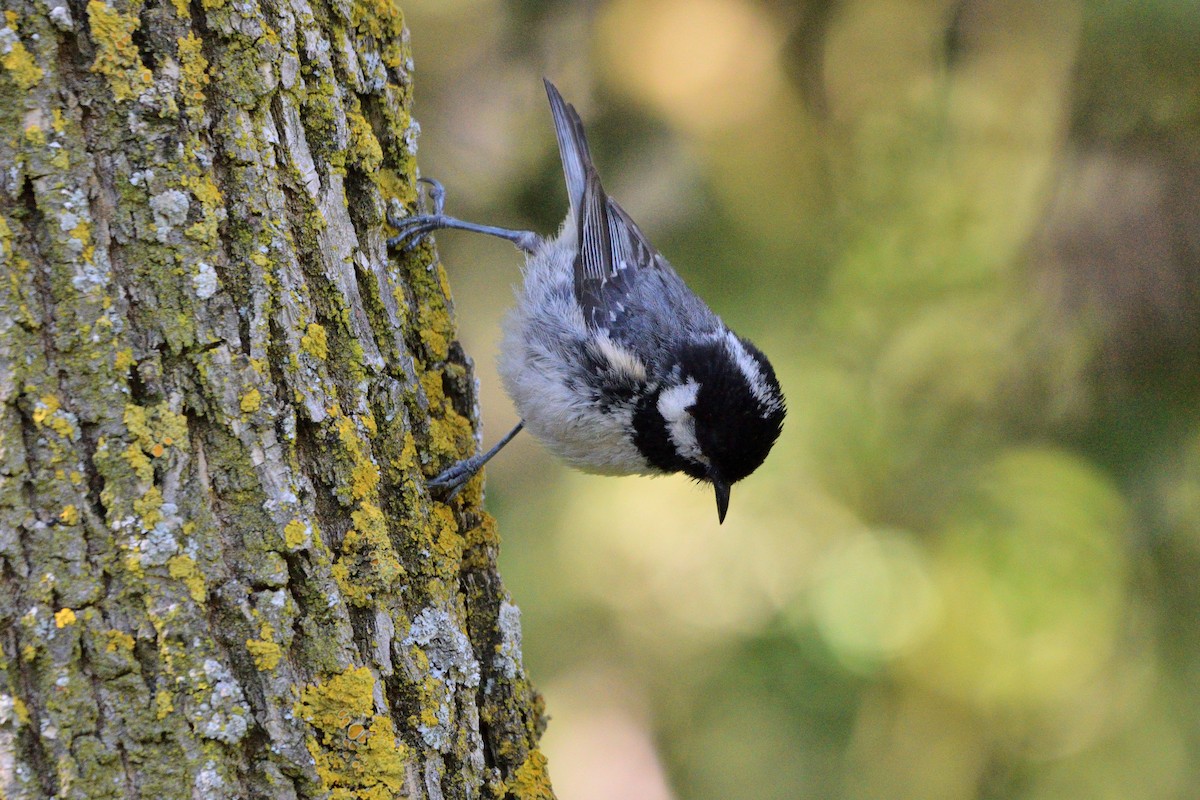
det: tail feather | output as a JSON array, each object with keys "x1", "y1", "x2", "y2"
[{"x1": 543, "y1": 78, "x2": 593, "y2": 231}]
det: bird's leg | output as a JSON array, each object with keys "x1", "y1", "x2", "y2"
[
  {"x1": 388, "y1": 178, "x2": 542, "y2": 254},
  {"x1": 427, "y1": 421, "x2": 525, "y2": 499}
]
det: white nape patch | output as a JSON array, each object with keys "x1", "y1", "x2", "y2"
[
  {"x1": 724, "y1": 332, "x2": 783, "y2": 415},
  {"x1": 658, "y1": 379, "x2": 707, "y2": 465},
  {"x1": 594, "y1": 335, "x2": 647, "y2": 382}
]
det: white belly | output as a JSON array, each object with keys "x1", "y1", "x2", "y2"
[{"x1": 496, "y1": 233, "x2": 656, "y2": 476}]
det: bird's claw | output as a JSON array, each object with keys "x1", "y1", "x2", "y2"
[
  {"x1": 387, "y1": 177, "x2": 449, "y2": 252},
  {"x1": 419, "y1": 176, "x2": 446, "y2": 216},
  {"x1": 387, "y1": 213, "x2": 451, "y2": 253},
  {"x1": 426, "y1": 454, "x2": 486, "y2": 500}
]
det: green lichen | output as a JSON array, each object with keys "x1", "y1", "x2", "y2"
[
  {"x1": 86, "y1": 0, "x2": 153, "y2": 102},
  {"x1": 299, "y1": 74, "x2": 341, "y2": 165}
]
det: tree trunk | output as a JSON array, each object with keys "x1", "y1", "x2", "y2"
[{"x1": 0, "y1": 0, "x2": 553, "y2": 796}]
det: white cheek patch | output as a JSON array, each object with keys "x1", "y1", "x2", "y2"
[
  {"x1": 724, "y1": 331, "x2": 784, "y2": 416},
  {"x1": 657, "y1": 379, "x2": 707, "y2": 465},
  {"x1": 594, "y1": 335, "x2": 647, "y2": 382}
]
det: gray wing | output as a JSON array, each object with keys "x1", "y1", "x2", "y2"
[{"x1": 544, "y1": 78, "x2": 672, "y2": 334}]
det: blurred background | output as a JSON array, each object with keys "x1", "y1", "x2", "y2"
[{"x1": 400, "y1": 1, "x2": 1200, "y2": 797}]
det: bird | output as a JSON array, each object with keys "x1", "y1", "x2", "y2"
[{"x1": 388, "y1": 79, "x2": 785, "y2": 523}]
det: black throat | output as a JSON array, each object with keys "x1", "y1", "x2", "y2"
[{"x1": 631, "y1": 388, "x2": 706, "y2": 480}]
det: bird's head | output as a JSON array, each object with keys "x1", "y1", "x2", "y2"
[{"x1": 634, "y1": 333, "x2": 785, "y2": 522}]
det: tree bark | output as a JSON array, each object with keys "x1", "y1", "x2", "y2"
[{"x1": 0, "y1": 0, "x2": 553, "y2": 796}]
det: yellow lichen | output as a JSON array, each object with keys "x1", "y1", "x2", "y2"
[
  {"x1": 123, "y1": 443, "x2": 153, "y2": 483},
  {"x1": 284, "y1": 518, "x2": 308, "y2": 549},
  {"x1": 176, "y1": 33, "x2": 208, "y2": 121},
  {"x1": 420, "y1": 327, "x2": 449, "y2": 361},
  {"x1": 133, "y1": 486, "x2": 164, "y2": 529},
  {"x1": 31, "y1": 394, "x2": 60, "y2": 426},
  {"x1": 182, "y1": 171, "x2": 222, "y2": 207},
  {"x1": 333, "y1": 498, "x2": 404, "y2": 606},
  {"x1": 23, "y1": 123, "x2": 45, "y2": 146},
  {"x1": 393, "y1": 430, "x2": 418, "y2": 474},
  {"x1": 0, "y1": 214, "x2": 11, "y2": 257},
  {"x1": 54, "y1": 608, "x2": 77, "y2": 628},
  {"x1": 29, "y1": 394, "x2": 78, "y2": 439},
  {"x1": 86, "y1": 0, "x2": 152, "y2": 101},
  {"x1": 247, "y1": 638, "x2": 282, "y2": 671},
  {"x1": 346, "y1": 108, "x2": 383, "y2": 173},
  {"x1": 12, "y1": 696, "x2": 30, "y2": 724},
  {"x1": 297, "y1": 666, "x2": 375, "y2": 727},
  {"x1": 462, "y1": 514, "x2": 500, "y2": 570},
  {"x1": 301, "y1": 322, "x2": 329, "y2": 360},
  {"x1": 297, "y1": 667, "x2": 408, "y2": 800},
  {"x1": 59, "y1": 505, "x2": 80, "y2": 525},
  {"x1": 114, "y1": 347, "x2": 135, "y2": 372},
  {"x1": 350, "y1": 457, "x2": 380, "y2": 502},
  {"x1": 240, "y1": 388, "x2": 262, "y2": 413},
  {"x1": 68, "y1": 219, "x2": 91, "y2": 248},
  {"x1": 155, "y1": 689, "x2": 174, "y2": 719},
  {"x1": 123, "y1": 402, "x2": 187, "y2": 473},
  {"x1": 167, "y1": 554, "x2": 207, "y2": 602},
  {"x1": 430, "y1": 504, "x2": 463, "y2": 564},
  {"x1": 105, "y1": 629, "x2": 135, "y2": 653},
  {"x1": 509, "y1": 751, "x2": 555, "y2": 800},
  {"x1": 350, "y1": 0, "x2": 407, "y2": 69},
  {"x1": 427, "y1": 408, "x2": 473, "y2": 465},
  {"x1": 247, "y1": 624, "x2": 283, "y2": 671},
  {"x1": 335, "y1": 415, "x2": 380, "y2": 501},
  {"x1": 1, "y1": 16, "x2": 42, "y2": 91}
]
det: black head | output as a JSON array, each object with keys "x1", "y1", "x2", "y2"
[{"x1": 633, "y1": 333, "x2": 786, "y2": 523}]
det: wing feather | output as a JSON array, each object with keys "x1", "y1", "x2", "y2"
[
  {"x1": 544, "y1": 79, "x2": 591, "y2": 231},
  {"x1": 545, "y1": 79, "x2": 669, "y2": 332}
]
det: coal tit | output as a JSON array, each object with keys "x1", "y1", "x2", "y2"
[{"x1": 389, "y1": 79, "x2": 785, "y2": 523}]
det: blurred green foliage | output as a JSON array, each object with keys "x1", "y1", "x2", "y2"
[{"x1": 403, "y1": 0, "x2": 1200, "y2": 797}]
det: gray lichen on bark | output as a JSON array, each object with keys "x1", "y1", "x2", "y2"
[{"x1": 0, "y1": 0, "x2": 553, "y2": 796}]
